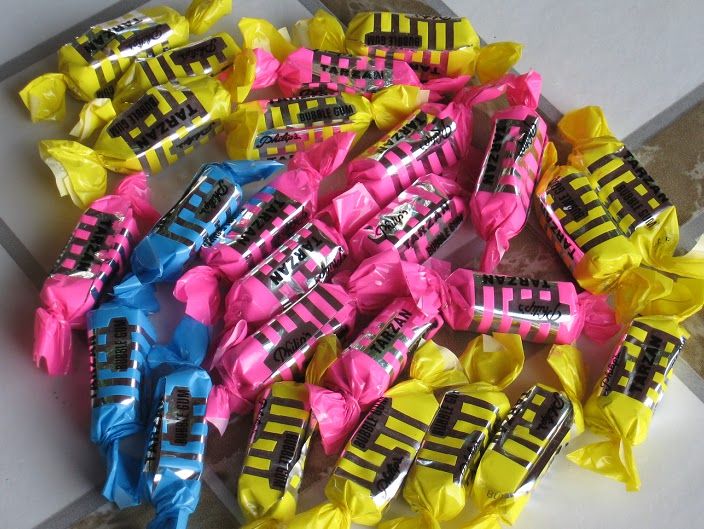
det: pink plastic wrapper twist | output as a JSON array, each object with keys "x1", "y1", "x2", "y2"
[
  {"x1": 206, "y1": 282, "x2": 356, "y2": 433},
  {"x1": 34, "y1": 173, "x2": 159, "y2": 375},
  {"x1": 200, "y1": 132, "x2": 355, "y2": 283},
  {"x1": 306, "y1": 251, "x2": 446, "y2": 454},
  {"x1": 346, "y1": 98, "x2": 472, "y2": 208},
  {"x1": 436, "y1": 263, "x2": 618, "y2": 345},
  {"x1": 278, "y1": 47, "x2": 420, "y2": 97},
  {"x1": 349, "y1": 173, "x2": 466, "y2": 264},
  {"x1": 470, "y1": 71, "x2": 548, "y2": 272}
]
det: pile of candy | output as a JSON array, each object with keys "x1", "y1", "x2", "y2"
[{"x1": 22, "y1": 3, "x2": 704, "y2": 529}]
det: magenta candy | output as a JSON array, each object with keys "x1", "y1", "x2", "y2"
[
  {"x1": 470, "y1": 71, "x2": 548, "y2": 272},
  {"x1": 33, "y1": 172, "x2": 159, "y2": 375}
]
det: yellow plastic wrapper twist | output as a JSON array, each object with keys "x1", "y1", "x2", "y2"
[
  {"x1": 462, "y1": 344, "x2": 586, "y2": 529},
  {"x1": 291, "y1": 9, "x2": 346, "y2": 53},
  {"x1": 344, "y1": 12, "x2": 522, "y2": 83},
  {"x1": 225, "y1": 85, "x2": 426, "y2": 161},
  {"x1": 19, "y1": 7, "x2": 190, "y2": 122},
  {"x1": 380, "y1": 333, "x2": 524, "y2": 529},
  {"x1": 288, "y1": 341, "x2": 468, "y2": 529},
  {"x1": 568, "y1": 281, "x2": 704, "y2": 491},
  {"x1": 71, "y1": 33, "x2": 240, "y2": 140},
  {"x1": 559, "y1": 106, "x2": 704, "y2": 278},
  {"x1": 185, "y1": 0, "x2": 232, "y2": 34},
  {"x1": 238, "y1": 381, "x2": 316, "y2": 529},
  {"x1": 239, "y1": 17, "x2": 297, "y2": 62},
  {"x1": 40, "y1": 75, "x2": 230, "y2": 208}
]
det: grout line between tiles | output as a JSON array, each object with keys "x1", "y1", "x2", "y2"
[
  {"x1": 31, "y1": 487, "x2": 108, "y2": 529},
  {"x1": 297, "y1": 0, "x2": 333, "y2": 18},
  {"x1": 0, "y1": 0, "x2": 151, "y2": 83},
  {"x1": 0, "y1": 216, "x2": 46, "y2": 290}
]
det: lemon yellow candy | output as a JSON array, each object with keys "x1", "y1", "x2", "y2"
[
  {"x1": 380, "y1": 334, "x2": 524, "y2": 529},
  {"x1": 185, "y1": 0, "x2": 232, "y2": 34},
  {"x1": 289, "y1": 342, "x2": 467, "y2": 529},
  {"x1": 239, "y1": 17, "x2": 297, "y2": 62},
  {"x1": 40, "y1": 75, "x2": 230, "y2": 208},
  {"x1": 20, "y1": 7, "x2": 190, "y2": 122},
  {"x1": 291, "y1": 9, "x2": 346, "y2": 53},
  {"x1": 559, "y1": 106, "x2": 704, "y2": 279},
  {"x1": 238, "y1": 382, "x2": 315, "y2": 529},
  {"x1": 466, "y1": 344, "x2": 586, "y2": 528}
]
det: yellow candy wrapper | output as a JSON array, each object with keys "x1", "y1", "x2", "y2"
[
  {"x1": 19, "y1": 7, "x2": 190, "y2": 121},
  {"x1": 225, "y1": 86, "x2": 423, "y2": 161},
  {"x1": 238, "y1": 381, "x2": 316, "y2": 529},
  {"x1": 185, "y1": 0, "x2": 232, "y2": 34},
  {"x1": 239, "y1": 17, "x2": 297, "y2": 62},
  {"x1": 380, "y1": 334, "x2": 524, "y2": 529},
  {"x1": 559, "y1": 106, "x2": 704, "y2": 279},
  {"x1": 568, "y1": 308, "x2": 702, "y2": 490},
  {"x1": 464, "y1": 344, "x2": 586, "y2": 528},
  {"x1": 289, "y1": 342, "x2": 467, "y2": 529},
  {"x1": 344, "y1": 12, "x2": 521, "y2": 83},
  {"x1": 291, "y1": 9, "x2": 346, "y2": 53},
  {"x1": 40, "y1": 75, "x2": 230, "y2": 208}
]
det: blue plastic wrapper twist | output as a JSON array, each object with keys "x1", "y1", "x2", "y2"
[
  {"x1": 131, "y1": 160, "x2": 283, "y2": 283},
  {"x1": 141, "y1": 366, "x2": 212, "y2": 529},
  {"x1": 88, "y1": 276, "x2": 159, "y2": 508}
]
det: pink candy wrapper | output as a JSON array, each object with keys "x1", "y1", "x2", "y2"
[
  {"x1": 206, "y1": 282, "x2": 356, "y2": 433},
  {"x1": 278, "y1": 47, "x2": 420, "y2": 97},
  {"x1": 437, "y1": 264, "x2": 618, "y2": 344},
  {"x1": 349, "y1": 173, "x2": 466, "y2": 264},
  {"x1": 470, "y1": 71, "x2": 548, "y2": 272},
  {"x1": 306, "y1": 251, "x2": 446, "y2": 454},
  {"x1": 34, "y1": 173, "x2": 159, "y2": 375},
  {"x1": 346, "y1": 98, "x2": 471, "y2": 208}
]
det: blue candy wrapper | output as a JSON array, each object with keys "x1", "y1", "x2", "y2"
[
  {"x1": 88, "y1": 286, "x2": 158, "y2": 508},
  {"x1": 141, "y1": 366, "x2": 212, "y2": 529},
  {"x1": 131, "y1": 160, "x2": 283, "y2": 283}
]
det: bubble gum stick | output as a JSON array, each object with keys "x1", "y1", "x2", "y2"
[
  {"x1": 278, "y1": 48, "x2": 421, "y2": 97},
  {"x1": 131, "y1": 160, "x2": 282, "y2": 284},
  {"x1": 291, "y1": 9, "x2": 346, "y2": 53},
  {"x1": 141, "y1": 366, "x2": 212, "y2": 529},
  {"x1": 440, "y1": 267, "x2": 618, "y2": 345},
  {"x1": 33, "y1": 172, "x2": 159, "y2": 376},
  {"x1": 290, "y1": 343, "x2": 467, "y2": 529},
  {"x1": 40, "y1": 76, "x2": 233, "y2": 207},
  {"x1": 19, "y1": 7, "x2": 190, "y2": 121},
  {"x1": 559, "y1": 106, "x2": 704, "y2": 278},
  {"x1": 207, "y1": 283, "x2": 356, "y2": 433},
  {"x1": 349, "y1": 173, "x2": 466, "y2": 264},
  {"x1": 535, "y1": 144, "x2": 642, "y2": 294},
  {"x1": 347, "y1": 99, "x2": 471, "y2": 207},
  {"x1": 238, "y1": 382, "x2": 316, "y2": 529},
  {"x1": 470, "y1": 71, "x2": 548, "y2": 273}
]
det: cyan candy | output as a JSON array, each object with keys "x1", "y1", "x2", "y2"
[
  {"x1": 131, "y1": 160, "x2": 283, "y2": 283},
  {"x1": 141, "y1": 366, "x2": 212, "y2": 529}
]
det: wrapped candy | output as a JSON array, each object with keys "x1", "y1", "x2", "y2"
[
  {"x1": 380, "y1": 334, "x2": 524, "y2": 529},
  {"x1": 291, "y1": 9, "x2": 346, "y2": 53},
  {"x1": 201, "y1": 132, "x2": 356, "y2": 283},
  {"x1": 40, "y1": 75, "x2": 233, "y2": 207},
  {"x1": 559, "y1": 106, "x2": 704, "y2": 278},
  {"x1": 277, "y1": 48, "x2": 421, "y2": 97},
  {"x1": 185, "y1": 0, "x2": 232, "y2": 34},
  {"x1": 345, "y1": 12, "x2": 522, "y2": 83},
  {"x1": 19, "y1": 6, "x2": 190, "y2": 121},
  {"x1": 464, "y1": 345, "x2": 586, "y2": 528},
  {"x1": 141, "y1": 365, "x2": 212, "y2": 529},
  {"x1": 348, "y1": 173, "x2": 466, "y2": 264},
  {"x1": 346, "y1": 96, "x2": 474, "y2": 207},
  {"x1": 225, "y1": 85, "x2": 427, "y2": 161},
  {"x1": 131, "y1": 160, "x2": 282, "y2": 284},
  {"x1": 34, "y1": 172, "x2": 159, "y2": 375},
  {"x1": 470, "y1": 71, "x2": 548, "y2": 272},
  {"x1": 568, "y1": 281, "x2": 704, "y2": 490},
  {"x1": 238, "y1": 382, "x2": 316, "y2": 529},
  {"x1": 289, "y1": 342, "x2": 468, "y2": 529},
  {"x1": 535, "y1": 143, "x2": 643, "y2": 294},
  {"x1": 206, "y1": 282, "x2": 357, "y2": 433},
  {"x1": 89, "y1": 278, "x2": 159, "y2": 507},
  {"x1": 439, "y1": 265, "x2": 619, "y2": 344},
  {"x1": 305, "y1": 251, "x2": 446, "y2": 454}
]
